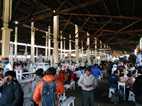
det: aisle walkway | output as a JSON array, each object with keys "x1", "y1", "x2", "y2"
[
  {"x1": 22, "y1": 79, "x2": 135, "y2": 106},
  {"x1": 65, "y1": 79, "x2": 135, "y2": 106}
]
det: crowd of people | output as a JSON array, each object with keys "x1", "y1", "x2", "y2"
[{"x1": 0, "y1": 51, "x2": 142, "y2": 106}]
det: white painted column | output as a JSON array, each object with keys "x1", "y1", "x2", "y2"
[
  {"x1": 75, "y1": 24, "x2": 79, "y2": 64},
  {"x1": 31, "y1": 22, "x2": 35, "y2": 63},
  {"x1": 24, "y1": 45, "x2": 28, "y2": 56},
  {"x1": 140, "y1": 37, "x2": 142, "y2": 50},
  {"x1": 14, "y1": 21, "x2": 18, "y2": 57},
  {"x1": 95, "y1": 37, "x2": 97, "y2": 50},
  {"x1": 100, "y1": 40, "x2": 102, "y2": 49},
  {"x1": 2, "y1": 0, "x2": 12, "y2": 57},
  {"x1": 36, "y1": 47, "x2": 38, "y2": 57},
  {"x1": 45, "y1": 32, "x2": 48, "y2": 59},
  {"x1": 81, "y1": 41, "x2": 84, "y2": 66},
  {"x1": 69, "y1": 34, "x2": 72, "y2": 65},
  {"x1": 53, "y1": 15, "x2": 59, "y2": 64},
  {"x1": 48, "y1": 26, "x2": 51, "y2": 61},
  {"x1": 94, "y1": 37, "x2": 97, "y2": 63},
  {"x1": 87, "y1": 32, "x2": 91, "y2": 65},
  {"x1": 104, "y1": 44, "x2": 106, "y2": 49},
  {"x1": 63, "y1": 37, "x2": 66, "y2": 58},
  {"x1": 60, "y1": 31, "x2": 63, "y2": 59},
  {"x1": 81, "y1": 41, "x2": 84, "y2": 56}
]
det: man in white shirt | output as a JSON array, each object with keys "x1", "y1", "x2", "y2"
[{"x1": 78, "y1": 67, "x2": 97, "y2": 106}]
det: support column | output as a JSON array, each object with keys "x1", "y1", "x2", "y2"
[
  {"x1": 81, "y1": 41, "x2": 84, "y2": 66},
  {"x1": 36, "y1": 47, "x2": 38, "y2": 57},
  {"x1": 14, "y1": 21, "x2": 18, "y2": 57},
  {"x1": 53, "y1": 15, "x2": 59, "y2": 64},
  {"x1": 94, "y1": 37, "x2": 97, "y2": 63},
  {"x1": 140, "y1": 37, "x2": 142, "y2": 50},
  {"x1": 63, "y1": 37, "x2": 66, "y2": 59},
  {"x1": 48, "y1": 26, "x2": 51, "y2": 61},
  {"x1": 104, "y1": 44, "x2": 106, "y2": 49},
  {"x1": 60, "y1": 31, "x2": 63, "y2": 60},
  {"x1": 45, "y1": 32, "x2": 48, "y2": 59},
  {"x1": 87, "y1": 32, "x2": 91, "y2": 65},
  {"x1": 104, "y1": 43, "x2": 107, "y2": 53},
  {"x1": 95, "y1": 37, "x2": 97, "y2": 50},
  {"x1": 100, "y1": 40, "x2": 102, "y2": 49},
  {"x1": 2, "y1": 0, "x2": 12, "y2": 57},
  {"x1": 75, "y1": 24, "x2": 79, "y2": 64},
  {"x1": 31, "y1": 22, "x2": 35, "y2": 63},
  {"x1": 24, "y1": 45, "x2": 28, "y2": 56},
  {"x1": 69, "y1": 34, "x2": 72, "y2": 65},
  {"x1": 81, "y1": 41, "x2": 84, "y2": 56}
]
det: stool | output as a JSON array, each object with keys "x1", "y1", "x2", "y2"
[{"x1": 61, "y1": 96, "x2": 75, "y2": 106}]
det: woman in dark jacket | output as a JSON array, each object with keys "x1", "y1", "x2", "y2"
[{"x1": 0, "y1": 71, "x2": 24, "y2": 106}]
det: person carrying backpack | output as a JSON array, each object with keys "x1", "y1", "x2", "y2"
[{"x1": 33, "y1": 67, "x2": 64, "y2": 106}]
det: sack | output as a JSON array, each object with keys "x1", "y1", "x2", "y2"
[{"x1": 41, "y1": 80, "x2": 56, "y2": 106}]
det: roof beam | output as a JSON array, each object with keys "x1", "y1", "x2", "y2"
[
  {"x1": 59, "y1": 12, "x2": 142, "y2": 20},
  {"x1": 94, "y1": 19, "x2": 111, "y2": 35},
  {"x1": 86, "y1": 27, "x2": 142, "y2": 33},
  {"x1": 59, "y1": 1, "x2": 97, "y2": 13},
  {"x1": 117, "y1": 20, "x2": 141, "y2": 32}
]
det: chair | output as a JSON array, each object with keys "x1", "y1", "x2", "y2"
[
  {"x1": 16, "y1": 69, "x2": 22, "y2": 80},
  {"x1": 61, "y1": 96, "x2": 75, "y2": 106},
  {"x1": 108, "y1": 88, "x2": 115, "y2": 98},
  {"x1": 128, "y1": 90, "x2": 135, "y2": 102},
  {"x1": 64, "y1": 81, "x2": 75, "y2": 90},
  {"x1": 118, "y1": 82, "x2": 126, "y2": 101}
]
